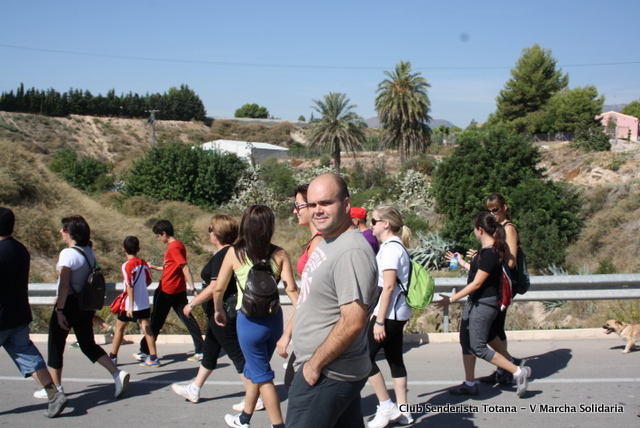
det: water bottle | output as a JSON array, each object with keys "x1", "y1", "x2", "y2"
[{"x1": 449, "y1": 255, "x2": 459, "y2": 270}]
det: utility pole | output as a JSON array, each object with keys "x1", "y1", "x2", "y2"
[{"x1": 145, "y1": 110, "x2": 160, "y2": 147}]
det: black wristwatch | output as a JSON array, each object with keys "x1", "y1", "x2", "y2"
[{"x1": 55, "y1": 307, "x2": 64, "y2": 312}]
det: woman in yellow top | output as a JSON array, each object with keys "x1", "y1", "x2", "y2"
[{"x1": 213, "y1": 205, "x2": 299, "y2": 428}]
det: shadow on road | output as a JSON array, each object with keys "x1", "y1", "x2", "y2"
[{"x1": 361, "y1": 347, "x2": 573, "y2": 427}]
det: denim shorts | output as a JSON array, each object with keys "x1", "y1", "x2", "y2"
[{"x1": 0, "y1": 323, "x2": 47, "y2": 377}]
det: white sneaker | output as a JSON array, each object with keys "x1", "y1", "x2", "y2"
[
  {"x1": 187, "y1": 353, "x2": 203, "y2": 362},
  {"x1": 114, "y1": 370, "x2": 130, "y2": 398},
  {"x1": 34, "y1": 385, "x2": 63, "y2": 399},
  {"x1": 224, "y1": 413, "x2": 249, "y2": 428},
  {"x1": 397, "y1": 411, "x2": 414, "y2": 425},
  {"x1": 132, "y1": 352, "x2": 149, "y2": 362},
  {"x1": 232, "y1": 397, "x2": 265, "y2": 412},
  {"x1": 368, "y1": 403, "x2": 402, "y2": 428},
  {"x1": 172, "y1": 382, "x2": 199, "y2": 403}
]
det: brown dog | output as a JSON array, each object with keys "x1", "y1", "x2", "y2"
[{"x1": 603, "y1": 319, "x2": 640, "y2": 353}]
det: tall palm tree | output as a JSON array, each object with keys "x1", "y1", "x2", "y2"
[
  {"x1": 306, "y1": 92, "x2": 366, "y2": 174},
  {"x1": 375, "y1": 61, "x2": 432, "y2": 163}
]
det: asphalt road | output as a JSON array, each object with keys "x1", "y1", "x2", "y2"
[{"x1": 1, "y1": 334, "x2": 638, "y2": 427}]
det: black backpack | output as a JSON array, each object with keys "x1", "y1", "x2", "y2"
[
  {"x1": 240, "y1": 248, "x2": 280, "y2": 317},
  {"x1": 72, "y1": 247, "x2": 106, "y2": 311}
]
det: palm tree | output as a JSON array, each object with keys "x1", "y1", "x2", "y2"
[
  {"x1": 305, "y1": 92, "x2": 366, "y2": 174},
  {"x1": 375, "y1": 61, "x2": 432, "y2": 163}
]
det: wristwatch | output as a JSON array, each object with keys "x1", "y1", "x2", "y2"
[
  {"x1": 189, "y1": 303, "x2": 195, "y2": 309},
  {"x1": 55, "y1": 307, "x2": 64, "y2": 312}
]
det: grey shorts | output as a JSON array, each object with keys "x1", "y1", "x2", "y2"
[{"x1": 459, "y1": 298, "x2": 499, "y2": 362}]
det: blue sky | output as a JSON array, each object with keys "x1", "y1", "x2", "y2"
[{"x1": 2, "y1": 0, "x2": 639, "y2": 128}]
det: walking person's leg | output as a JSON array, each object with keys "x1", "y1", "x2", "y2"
[
  {"x1": 173, "y1": 291, "x2": 204, "y2": 355},
  {"x1": 139, "y1": 288, "x2": 171, "y2": 356}
]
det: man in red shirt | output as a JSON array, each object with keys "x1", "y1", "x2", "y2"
[{"x1": 133, "y1": 220, "x2": 204, "y2": 363}]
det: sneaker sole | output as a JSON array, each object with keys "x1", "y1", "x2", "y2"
[
  {"x1": 34, "y1": 387, "x2": 64, "y2": 399},
  {"x1": 171, "y1": 385, "x2": 199, "y2": 403},
  {"x1": 449, "y1": 386, "x2": 479, "y2": 396},
  {"x1": 516, "y1": 367, "x2": 531, "y2": 397},
  {"x1": 231, "y1": 402, "x2": 265, "y2": 412},
  {"x1": 395, "y1": 414, "x2": 414, "y2": 425},
  {"x1": 45, "y1": 396, "x2": 68, "y2": 418},
  {"x1": 116, "y1": 373, "x2": 130, "y2": 398}
]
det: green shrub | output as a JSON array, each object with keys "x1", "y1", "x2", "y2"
[
  {"x1": 259, "y1": 157, "x2": 296, "y2": 198},
  {"x1": 319, "y1": 155, "x2": 331, "y2": 168},
  {"x1": 571, "y1": 121, "x2": 611, "y2": 152},
  {"x1": 125, "y1": 142, "x2": 247, "y2": 208},
  {"x1": 402, "y1": 153, "x2": 438, "y2": 175},
  {"x1": 403, "y1": 212, "x2": 430, "y2": 235},
  {"x1": 48, "y1": 148, "x2": 109, "y2": 192},
  {"x1": 347, "y1": 162, "x2": 390, "y2": 190}
]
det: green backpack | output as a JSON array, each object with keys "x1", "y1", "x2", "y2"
[{"x1": 388, "y1": 241, "x2": 435, "y2": 309}]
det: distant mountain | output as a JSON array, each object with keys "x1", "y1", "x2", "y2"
[
  {"x1": 602, "y1": 104, "x2": 627, "y2": 113},
  {"x1": 365, "y1": 117, "x2": 458, "y2": 129}
]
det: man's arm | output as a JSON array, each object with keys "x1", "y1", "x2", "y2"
[
  {"x1": 303, "y1": 299, "x2": 368, "y2": 385},
  {"x1": 181, "y1": 264, "x2": 198, "y2": 296}
]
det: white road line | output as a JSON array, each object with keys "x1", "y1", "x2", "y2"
[{"x1": 2, "y1": 376, "x2": 640, "y2": 386}]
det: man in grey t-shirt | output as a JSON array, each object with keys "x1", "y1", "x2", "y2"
[{"x1": 287, "y1": 174, "x2": 378, "y2": 428}]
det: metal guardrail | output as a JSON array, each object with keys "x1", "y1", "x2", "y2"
[{"x1": 29, "y1": 274, "x2": 640, "y2": 332}]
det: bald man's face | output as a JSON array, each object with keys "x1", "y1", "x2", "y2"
[{"x1": 307, "y1": 175, "x2": 351, "y2": 239}]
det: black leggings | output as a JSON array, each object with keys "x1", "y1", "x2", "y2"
[
  {"x1": 367, "y1": 318, "x2": 408, "y2": 378},
  {"x1": 201, "y1": 317, "x2": 244, "y2": 373},
  {"x1": 488, "y1": 310, "x2": 507, "y2": 342},
  {"x1": 140, "y1": 288, "x2": 203, "y2": 354},
  {"x1": 47, "y1": 294, "x2": 107, "y2": 369}
]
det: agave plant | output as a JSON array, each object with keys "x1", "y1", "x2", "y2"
[
  {"x1": 410, "y1": 231, "x2": 455, "y2": 271},
  {"x1": 544, "y1": 263, "x2": 568, "y2": 276}
]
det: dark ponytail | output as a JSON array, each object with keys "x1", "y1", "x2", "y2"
[{"x1": 473, "y1": 211, "x2": 508, "y2": 263}]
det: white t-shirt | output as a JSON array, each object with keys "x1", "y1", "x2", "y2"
[
  {"x1": 56, "y1": 246, "x2": 95, "y2": 297},
  {"x1": 121, "y1": 257, "x2": 152, "y2": 311},
  {"x1": 373, "y1": 237, "x2": 413, "y2": 321}
]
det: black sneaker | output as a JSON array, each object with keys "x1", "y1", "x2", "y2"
[
  {"x1": 449, "y1": 382, "x2": 479, "y2": 396},
  {"x1": 478, "y1": 371, "x2": 498, "y2": 384},
  {"x1": 44, "y1": 391, "x2": 68, "y2": 418},
  {"x1": 497, "y1": 370, "x2": 514, "y2": 385}
]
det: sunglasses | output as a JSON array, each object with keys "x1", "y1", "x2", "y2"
[
  {"x1": 371, "y1": 218, "x2": 385, "y2": 226},
  {"x1": 294, "y1": 203, "x2": 309, "y2": 212},
  {"x1": 489, "y1": 208, "x2": 500, "y2": 214}
]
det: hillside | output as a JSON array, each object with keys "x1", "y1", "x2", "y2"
[{"x1": 1, "y1": 111, "x2": 639, "y2": 282}]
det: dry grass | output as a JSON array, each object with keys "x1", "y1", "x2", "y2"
[{"x1": 566, "y1": 182, "x2": 640, "y2": 274}]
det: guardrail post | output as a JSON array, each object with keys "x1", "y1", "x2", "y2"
[
  {"x1": 442, "y1": 287, "x2": 456, "y2": 333},
  {"x1": 443, "y1": 306, "x2": 449, "y2": 333}
]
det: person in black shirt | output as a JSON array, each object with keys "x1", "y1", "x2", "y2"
[
  {"x1": 171, "y1": 214, "x2": 263, "y2": 411},
  {"x1": 436, "y1": 211, "x2": 532, "y2": 398},
  {"x1": 0, "y1": 207, "x2": 68, "y2": 418}
]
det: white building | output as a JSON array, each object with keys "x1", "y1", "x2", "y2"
[{"x1": 200, "y1": 139, "x2": 289, "y2": 163}]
